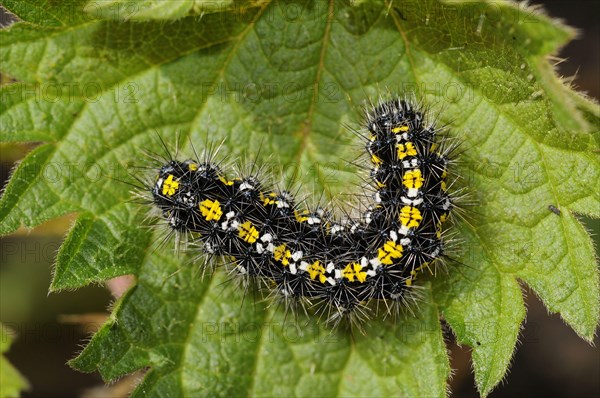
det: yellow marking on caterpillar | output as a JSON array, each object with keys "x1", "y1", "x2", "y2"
[
  {"x1": 406, "y1": 260, "x2": 431, "y2": 286},
  {"x1": 342, "y1": 262, "x2": 367, "y2": 283},
  {"x1": 238, "y1": 221, "x2": 259, "y2": 244},
  {"x1": 369, "y1": 135, "x2": 376, "y2": 142},
  {"x1": 188, "y1": 163, "x2": 198, "y2": 171},
  {"x1": 376, "y1": 181, "x2": 386, "y2": 188},
  {"x1": 397, "y1": 142, "x2": 417, "y2": 159},
  {"x1": 403, "y1": 169, "x2": 424, "y2": 189},
  {"x1": 391, "y1": 125, "x2": 409, "y2": 133},
  {"x1": 415, "y1": 262, "x2": 428, "y2": 273},
  {"x1": 441, "y1": 181, "x2": 447, "y2": 192},
  {"x1": 199, "y1": 199, "x2": 223, "y2": 221},
  {"x1": 219, "y1": 176, "x2": 234, "y2": 186},
  {"x1": 371, "y1": 154, "x2": 382, "y2": 165},
  {"x1": 406, "y1": 269, "x2": 418, "y2": 286},
  {"x1": 261, "y1": 192, "x2": 277, "y2": 206},
  {"x1": 307, "y1": 261, "x2": 327, "y2": 284},
  {"x1": 378, "y1": 240, "x2": 403, "y2": 265},
  {"x1": 162, "y1": 174, "x2": 180, "y2": 196},
  {"x1": 294, "y1": 210, "x2": 309, "y2": 223},
  {"x1": 274, "y1": 244, "x2": 292, "y2": 266},
  {"x1": 399, "y1": 206, "x2": 422, "y2": 228}
]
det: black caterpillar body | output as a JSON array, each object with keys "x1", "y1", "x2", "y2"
[{"x1": 149, "y1": 98, "x2": 456, "y2": 326}]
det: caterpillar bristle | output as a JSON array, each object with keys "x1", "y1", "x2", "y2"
[{"x1": 141, "y1": 96, "x2": 462, "y2": 331}]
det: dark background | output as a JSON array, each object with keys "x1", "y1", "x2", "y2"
[{"x1": 0, "y1": 1, "x2": 598, "y2": 397}]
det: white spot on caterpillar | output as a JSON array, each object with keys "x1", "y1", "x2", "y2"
[
  {"x1": 326, "y1": 262, "x2": 335, "y2": 273},
  {"x1": 261, "y1": 233, "x2": 273, "y2": 243},
  {"x1": 406, "y1": 188, "x2": 419, "y2": 198},
  {"x1": 299, "y1": 261, "x2": 309, "y2": 272},
  {"x1": 239, "y1": 182, "x2": 254, "y2": 191},
  {"x1": 292, "y1": 251, "x2": 303, "y2": 261},
  {"x1": 307, "y1": 216, "x2": 321, "y2": 225},
  {"x1": 256, "y1": 243, "x2": 265, "y2": 254},
  {"x1": 402, "y1": 196, "x2": 423, "y2": 206}
]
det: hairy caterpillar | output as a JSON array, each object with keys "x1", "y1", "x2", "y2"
[{"x1": 146, "y1": 98, "x2": 457, "y2": 327}]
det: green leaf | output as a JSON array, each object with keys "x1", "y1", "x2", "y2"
[
  {"x1": 71, "y1": 253, "x2": 449, "y2": 397},
  {"x1": 85, "y1": 0, "x2": 193, "y2": 21},
  {"x1": 0, "y1": 0, "x2": 90, "y2": 26},
  {"x1": 0, "y1": 324, "x2": 29, "y2": 397},
  {"x1": 82, "y1": 0, "x2": 267, "y2": 21},
  {"x1": 433, "y1": 226, "x2": 526, "y2": 396},
  {"x1": 1, "y1": 0, "x2": 598, "y2": 396}
]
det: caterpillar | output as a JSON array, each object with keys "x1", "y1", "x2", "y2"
[{"x1": 147, "y1": 97, "x2": 457, "y2": 327}]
